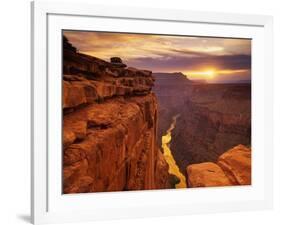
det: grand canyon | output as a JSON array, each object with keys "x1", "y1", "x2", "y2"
[{"x1": 63, "y1": 32, "x2": 252, "y2": 193}]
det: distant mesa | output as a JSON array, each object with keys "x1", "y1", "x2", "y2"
[
  {"x1": 233, "y1": 79, "x2": 251, "y2": 84},
  {"x1": 210, "y1": 79, "x2": 251, "y2": 84},
  {"x1": 153, "y1": 71, "x2": 207, "y2": 84},
  {"x1": 172, "y1": 72, "x2": 188, "y2": 77},
  {"x1": 191, "y1": 79, "x2": 208, "y2": 84},
  {"x1": 153, "y1": 72, "x2": 192, "y2": 84}
]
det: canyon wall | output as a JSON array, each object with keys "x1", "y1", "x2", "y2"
[
  {"x1": 153, "y1": 72, "x2": 251, "y2": 174},
  {"x1": 152, "y1": 72, "x2": 193, "y2": 147},
  {"x1": 62, "y1": 37, "x2": 251, "y2": 192},
  {"x1": 171, "y1": 83, "x2": 251, "y2": 173},
  {"x1": 63, "y1": 37, "x2": 171, "y2": 193}
]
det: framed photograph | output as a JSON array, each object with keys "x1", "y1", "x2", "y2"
[{"x1": 31, "y1": 1, "x2": 273, "y2": 224}]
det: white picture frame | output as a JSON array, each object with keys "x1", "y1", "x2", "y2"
[{"x1": 31, "y1": 1, "x2": 274, "y2": 224}]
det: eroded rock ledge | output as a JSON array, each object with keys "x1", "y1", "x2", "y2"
[
  {"x1": 63, "y1": 36, "x2": 171, "y2": 193},
  {"x1": 186, "y1": 144, "x2": 251, "y2": 187}
]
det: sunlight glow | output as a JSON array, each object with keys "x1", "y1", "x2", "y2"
[
  {"x1": 183, "y1": 68, "x2": 249, "y2": 81},
  {"x1": 185, "y1": 69, "x2": 216, "y2": 79}
]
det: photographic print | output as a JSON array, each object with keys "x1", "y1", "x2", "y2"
[{"x1": 63, "y1": 31, "x2": 251, "y2": 194}]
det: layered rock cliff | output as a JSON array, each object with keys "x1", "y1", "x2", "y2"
[
  {"x1": 186, "y1": 144, "x2": 251, "y2": 187},
  {"x1": 171, "y1": 83, "x2": 251, "y2": 173},
  {"x1": 63, "y1": 37, "x2": 171, "y2": 193},
  {"x1": 152, "y1": 72, "x2": 192, "y2": 146}
]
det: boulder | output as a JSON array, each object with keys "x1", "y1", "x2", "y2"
[
  {"x1": 186, "y1": 144, "x2": 252, "y2": 188},
  {"x1": 217, "y1": 144, "x2": 251, "y2": 185},
  {"x1": 110, "y1": 57, "x2": 123, "y2": 64},
  {"x1": 110, "y1": 57, "x2": 127, "y2": 68},
  {"x1": 186, "y1": 162, "x2": 232, "y2": 187}
]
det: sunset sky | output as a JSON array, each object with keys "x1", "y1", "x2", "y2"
[{"x1": 64, "y1": 31, "x2": 251, "y2": 83}]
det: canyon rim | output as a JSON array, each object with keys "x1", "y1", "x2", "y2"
[{"x1": 62, "y1": 31, "x2": 252, "y2": 194}]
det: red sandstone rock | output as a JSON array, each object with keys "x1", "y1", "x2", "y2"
[
  {"x1": 62, "y1": 36, "x2": 170, "y2": 193},
  {"x1": 154, "y1": 149, "x2": 172, "y2": 189},
  {"x1": 63, "y1": 37, "x2": 154, "y2": 111},
  {"x1": 62, "y1": 93, "x2": 167, "y2": 193},
  {"x1": 63, "y1": 81, "x2": 87, "y2": 109},
  {"x1": 217, "y1": 144, "x2": 251, "y2": 185},
  {"x1": 186, "y1": 162, "x2": 232, "y2": 187},
  {"x1": 110, "y1": 57, "x2": 127, "y2": 68},
  {"x1": 63, "y1": 130, "x2": 76, "y2": 149},
  {"x1": 63, "y1": 77, "x2": 153, "y2": 109},
  {"x1": 186, "y1": 145, "x2": 251, "y2": 188}
]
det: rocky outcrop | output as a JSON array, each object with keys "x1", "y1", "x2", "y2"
[
  {"x1": 187, "y1": 162, "x2": 232, "y2": 187},
  {"x1": 217, "y1": 144, "x2": 251, "y2": 185},
  {"x1": 63, "y1": 37, "x2": 171, "y2": 193},
  {"x1": 186, "y1": 144, "x2": 251, "y2": 187},
  {"x1": 110, "y1": 57, "x2": 127, "y2": 68}
]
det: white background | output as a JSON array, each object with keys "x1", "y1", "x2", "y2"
[{"x1": 0, "y1": 0, "x2": 280, "y2": 224}]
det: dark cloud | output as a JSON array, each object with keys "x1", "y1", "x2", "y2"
[
  {"x1": 169, "y1": 48, "x2": 214, "y2": 57},
  {"x1": 127, "y1": 54, "x2": 251, "y2": 72}
]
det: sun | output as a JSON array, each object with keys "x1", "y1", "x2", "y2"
[
  {"x1": 203, "y1": 69, "x2": 215, "y2": 79},
  {"x1": 183, "y1": 68, "x2": 217, "y2": 80}
]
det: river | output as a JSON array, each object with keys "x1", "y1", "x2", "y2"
[{"x1": 162, "y1": 114, "x2": 187, "y2": 188}]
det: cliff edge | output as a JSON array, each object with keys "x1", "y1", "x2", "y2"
[{"x1": 63, "y1": 36, "x2": 171, "y2": 193}]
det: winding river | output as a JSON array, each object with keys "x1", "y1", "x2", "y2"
[{"x1": 162, "y1": 114, "x2": 187, "y2": 188}]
